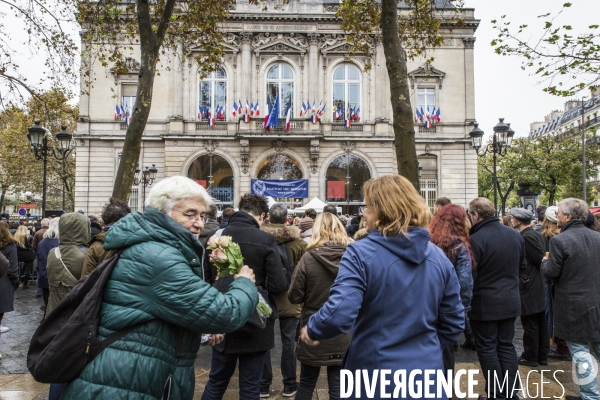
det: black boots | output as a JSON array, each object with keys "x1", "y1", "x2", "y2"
[{"x1": 460, "y1": 333, "x2": 477, "y2": 351}]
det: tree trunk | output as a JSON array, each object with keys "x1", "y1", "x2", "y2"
[
  {"x1": 380, "y1": 0, "x2": 419, "y2": 190},
  {"x1": 497, "y1": 180, "x2": 514, "y2": 216},
  {"x1": 112, "y1": 0, "x2": 176, "y2": 201},
  {"x1": 0, "y1": 189, "x2": 5, "y2": 213}
]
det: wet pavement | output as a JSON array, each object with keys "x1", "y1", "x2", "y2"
[{"x1": 0, "y1": 288, "x2": 579, "y2": 399}]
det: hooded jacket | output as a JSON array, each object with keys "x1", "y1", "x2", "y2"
[
  {"x1": 46, "y1": 212, "x2": 90, "y2": 314},
  {"x1": 81, "y1": 230, "x2": 112, "y2": 278},
  {"x1": 307, "y1": 229, "x2": 464, "y2": 398},
  {"x1": 60, "y1": 207, "x2": 258, "y2": 400},
  {"x1": 288, "y1": 243, "x2": 351, "y2": 366},
  {"x1": 36, "y1": 237, "x2": 59, "y2": 289},
  {"x1": 261, "y1": 223, "x2": 306, "y2": 318}
]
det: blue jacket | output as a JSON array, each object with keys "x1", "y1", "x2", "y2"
[
  {"x1": 36, "y1": 237, "x2": 58, "y2": 289},
  {"x1": 453, "y1": 242, "x2": 473, "y2": 312},
  {"x1": 307, "y1": 228, "x2": 464, "y2": 400}
]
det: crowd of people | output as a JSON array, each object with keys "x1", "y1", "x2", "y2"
[{"x1": 0, "y1": 174, "x2": 598, "y2": 400}]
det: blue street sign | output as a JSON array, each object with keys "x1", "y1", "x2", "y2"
[{"x1": 18, "y1": 208, "x2": 26, "y2": 216}]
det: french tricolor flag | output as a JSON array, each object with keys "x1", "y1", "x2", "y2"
[
  {"x1": 300, "y1": 101, "x2": 306, "y2": 117},
  {"x1": 114, "y1": 105, "x2": 120, "y2": 121},
  {"x1": 255, "y1": 102, "x2": 260, "y2": 116},
  {"x1": 285, "y1": 100, "x2": 292, "y2": 132},
  {"x1": 208, "y1": 116, "x2": 215, "y2": 127},
  {"x1": 232, "y1": 102, "x2": 238, "y2": 117},
  {"x1": 264, "y1": 96, "x2": 272, "y2": 131},
  {"x1": 249, "y1": 102, "x2": 255, "y2": 117}
]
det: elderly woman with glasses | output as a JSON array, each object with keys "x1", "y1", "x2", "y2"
[
  {"x1": 60, "y1": 176, "x2": 259, "y2": 400},
  {"x1": 299, "y1": 175, "x2": 464, "y2": 399}
]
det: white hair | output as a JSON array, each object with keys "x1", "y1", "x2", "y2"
[
  {"x1": 557, "y1": 197, "x2": 588, "y2": 222},
  {"x1": 44, "y1": 217, "x2": 60, "y2": 239},
  {"x1": 146, "y1": 175, "x2": 213, "y2": 215},
  {"x1": 41, "y1": 218, "x2": 50, "y2": 227}
]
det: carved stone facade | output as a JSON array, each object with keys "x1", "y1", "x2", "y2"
[{"x1": 74, "y1": 1, "x2": 480, "y2": 214}]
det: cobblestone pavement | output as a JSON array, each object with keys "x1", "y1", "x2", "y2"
[{"x1": 0, "y1": 289, "x2": 578, "y2": 399}]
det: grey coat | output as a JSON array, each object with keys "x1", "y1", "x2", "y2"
[
  {"x1": 0, "y1": 244, "x2": 18, "y2": 314},
  {"x1": 541, "y1": 220, "x2": 600, "y2": 343}
]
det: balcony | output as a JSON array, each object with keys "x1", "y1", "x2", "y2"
[
  {"x1": 195, "y1": 122, "x2": 228, "y2": 132},
  {"x1": 253, "y1": 120, "x2": 306, "y2": 132}
]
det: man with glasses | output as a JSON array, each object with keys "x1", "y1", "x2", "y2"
[
  {"x1": 467, "y1": 197, "x2": 526, "y2": 400},
  {"x1": 542, "y1": 198, "x2": 600, "y2": 400}
]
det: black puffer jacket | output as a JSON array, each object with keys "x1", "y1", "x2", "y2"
[
  {"x1": 214, "y1": 211, "x2": 288, "y2": 354},
  {"x1": 288, "y1": 243, "x2": 351, "y2": 366},
  {"x1": 469, "y1": 217, "x2": 525, "y2": 321}
]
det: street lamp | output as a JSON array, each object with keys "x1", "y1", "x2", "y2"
[
  {"x1": 133, "y1": 164, "x2": 158, "y2": 211},
  {"x1": 469, "y1": 118, "x2": 515, "y2": 215},
  {"x1": 27, "y1": 121, "x2": 73, "y2": 217}
]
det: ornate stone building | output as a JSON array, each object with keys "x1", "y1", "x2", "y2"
[{"x1": 74, "y1": 0, "x2": 480, "y2": 214}]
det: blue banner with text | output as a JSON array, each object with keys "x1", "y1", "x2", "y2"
[{"x1": 251, "y1": 179, "x2": 309, "y2": 198}]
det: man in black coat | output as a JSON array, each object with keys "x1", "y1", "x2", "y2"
[
  {"x1": 541, "y1": 198, "x2": 600, "y2": 400},
  {"x1": 510, "y1": 207, "x2": 549, "y2": 367},
  {"x1": 202, "y1": 194, "x2": 288, "y2": 400},
  {"x1": 468, "y1": 198, "x2": 526, "y2": 400}
]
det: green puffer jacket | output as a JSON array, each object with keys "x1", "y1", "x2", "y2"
[{"x1": 60, "y1": 207, "x2": 258, "y2": 400}]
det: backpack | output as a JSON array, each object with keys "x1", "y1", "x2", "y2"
[
  {"x1": 276, "y1": 243, "x2": 294, "y2": 290},
  {"x1": 27, "y1": 250, "x2": 144, "y2": 383}
]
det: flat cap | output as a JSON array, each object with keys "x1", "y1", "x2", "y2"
[{"x1": 510, "y1": 207, "x2": 533, "y2": 222}]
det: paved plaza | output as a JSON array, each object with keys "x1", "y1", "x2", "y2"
[{"x1": 0, "y1": 289, "x2": 579, "y2": 399}]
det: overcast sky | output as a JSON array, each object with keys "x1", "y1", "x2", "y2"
[
  {"x1": 1, "y1": 0, "x2": 595, "y2": 139},
  {"x1": 464, "y1": 0, "x2": 596, "y2": 138}
]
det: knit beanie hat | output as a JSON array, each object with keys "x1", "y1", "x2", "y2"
[
  {"x1": 299, "y1": 217, "x2": 314, "y2": 233},
  {"x1": 545, "y1": 206, "x2": 558, "y2": 223}
]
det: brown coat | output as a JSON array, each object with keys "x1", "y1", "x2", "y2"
[
  {"x1": 288, "y1": 243, "x2": 351, "y2": 366},
  {"x1": 81, "y1": 231, "x2": 114, "y2": 278},
  {"x1": 261, "y1": 223, "x2": 306, "y2": 318},
  {"x1": 32, "y1": 227, "x2": 48, "y2": 251}
]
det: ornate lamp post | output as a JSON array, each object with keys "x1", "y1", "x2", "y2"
[
  {"x1": 27, "y1": 121, "x2": 73, "y2": 217},
  {"x1": 469, "y1": 118, "x2": 515, "y2": 215},
  {"x1": 133, "y1": 164, "x2": 158, "y2": 211}
]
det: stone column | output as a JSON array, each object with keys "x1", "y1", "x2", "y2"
[
  {"x1": 307, "y1": 34, "x2": 320, "y2": 102},
  {"x1": 462, "y1": 37, "x2": 476, "y2": 123},
  {"x1": 241, "y1": 33, "x2": 253, "y2": 101}
]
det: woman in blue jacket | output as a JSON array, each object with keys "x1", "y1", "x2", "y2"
[{"x1": 300, "y1": 174, "x2": 464, "y2": 400}]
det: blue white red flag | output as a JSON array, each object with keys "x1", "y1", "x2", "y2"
[
  {"x1": 255, "y1": 102, "x2": 260, "y2": 116},
  {"x1": 265, "y1": 94, "x2": 280, "y2": 129},
  {"x1": 300, "y1": 101, "x2": 306, "y2": 116},
  {"x1": 311, "y1": 100, "x2": 316, "y2": 115},
  {"x1": 114, "y1": 105, "x2": 120, "y2": 121},
  {"x1": 344, "y1": 106, "x2": 352, "y2": 127},
  {"x1": 249, "y1": 102, "x2": 255, "y2": 117},
  {"x1": 435, "y1": 107, "x2": 441, "y2": 123},
  {"x1": 415, "y1": 108, "x2": 421, "y2": 123},
  {"x1": 208, "y1": 116, "x2": 215, "y2": 127},
  {"x1": 334, "y1": 106, "x2": 341, "y2": 121},
  {"x1": 285, "y1": 99, "x2": 292, "y2": 132},
  {"x1": 264, "y1": 96, "x2": 272, "y2": 130},
  {"x1": 245, "y1": 99, "x2": 249, "y2": 116},
  {"x1": 318, "y1": 102, "x2": 326, "y2": 117},
  {"x1": 232, "y1": 102, "x2": 238, "y2": 117},
  {"x1": 124, "y1": 108, "x2": 130, "y2": 126},
  {"x1": 353, "y1": 107, "x2": 360, "y2": 122}
]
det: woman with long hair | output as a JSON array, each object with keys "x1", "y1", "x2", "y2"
[
  {"x1": 429, "y1": 204, "x2": 476, "y2": 372},
  {"x1": 14, "y1": 225, "x2": 36, "y2": 289},
  {"x1": 36, "y1": 218, "x2": 60, "y2": 312},
  {"x1": 0, "y1": 222, "x2": 19, "y2": 337},
  {"x1": 288, "y1": 212, "x2": 353, "y2": 400},
  {"x1": 541, "y1": 206, "x2": 571, "y2": 361},
  {"x1": 299, "y1": 175, "x2": 464, "y2": 399}
]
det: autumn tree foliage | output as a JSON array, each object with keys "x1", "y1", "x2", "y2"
[{"x1": 491, "y1": 2, "x2": 600, "y2": 97}]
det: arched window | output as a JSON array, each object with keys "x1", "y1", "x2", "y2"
[
  {"x1": 199, "y1": 67, "x2": 227, "y2": 121},
  {"x1": 187, "y1": 154, "x2": 234, "y2": 207},
  {"x1": 332, "y1": 64, "x2": 361, "y2": 121},
  {"x1": 325, "y1": 154, "x2": 370, "y2": 209},
  {"x1": 266, "y1": 63, "x2": 294, "y2": 118},
  {"x1": 256, "y1": 154, "x2": 302, "y2": 180}
]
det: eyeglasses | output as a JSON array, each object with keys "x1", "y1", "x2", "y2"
[{"x1": 172, "y1": 209, "x2": 206, "y2": 223}]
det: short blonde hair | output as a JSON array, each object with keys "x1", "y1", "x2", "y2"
[
  {"x1": 146, "y1": 176, "x2": 213, "y2": 215},
  {"x1": 308, "y1": 212, "x2": 354, "y2": 250},
  {"x1": 363, "y1": 174, "x2": 431, "y2": 236}
]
